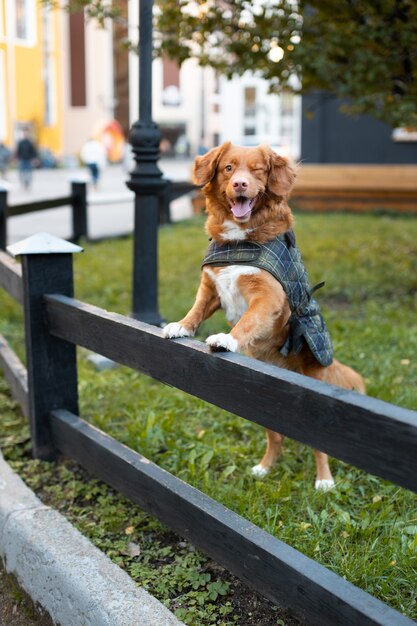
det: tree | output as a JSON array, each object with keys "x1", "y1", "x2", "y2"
[{"x1": 46, "y1": 0, "x2": 417, "y2": 128}]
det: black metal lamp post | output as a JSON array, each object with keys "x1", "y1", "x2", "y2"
[{"x1": 127, "y1": 0, "x2": 167, "y2": 325}]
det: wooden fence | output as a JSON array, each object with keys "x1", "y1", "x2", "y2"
[
  {"x1": 0, "y1": 243, "x2": 416, "y2": 626},
  {"x1": 0, "y1": 182, "x2": 88, "y2": 250},
  {"x1": 0, "y1": 180, "x2": 196, "y2": 249},
  {"x1": 190, "y1": 165, "x2": 417, "y2": 216},
  {"x1": 291, "y1": 165, "x2": 417, "y2": 213}
]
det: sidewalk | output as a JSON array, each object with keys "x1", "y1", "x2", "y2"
[{"x1": 2, "y1": 159, "x2": 195, "y2": 245}]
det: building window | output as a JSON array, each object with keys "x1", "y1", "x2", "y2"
[
  {"x1": 244, "y1": 126, "x2": 256, "y2": 136},
  {"x1": 244, "y1": 87, "x2": 256, "y2": 117},
  {"x1": 162, "y1": 57, "x2": 181, "y2": 106},
  {"x1": 13, "y1": 0, "x2": 36, "y2": 44},
  {"x1": 280, "y1": 93, "x2": 295, "y2": 142},
  {"x1": 0, "y1": 51, "x2": 6, "y2": 140},
  {"x1": 212, "y1": 72, "x2": 220, "y2": 113},
  {"x1": 69, "y1": 12, "x2": 87, "y2": 107},
  {"x1": 42, "y1": 8, "x2": 56, "y2": 126},
  {"x1": 0, "y1": 3, "x2": 4, "y2": 38},
  {"x1": 281, "y1": 92, "x2": 294, "y2": 116},
  {"x1": 278, "y1": 91, "x2": 301, "y2": 159},
  {"x1": 16, "y1": 0, "x2": 27, "y2": 38}
]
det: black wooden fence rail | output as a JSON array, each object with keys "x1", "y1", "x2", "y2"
[
  {"x1": 0, "y1": 181, "x2": 196, "y2": 249},
  {"x1": 0, "y1": 182, "x2": 88, "y2": 249},
  {"x1": 0, "y1": 250, "x2": 23, "y2": 303},
  {"x1": 0, "y1": 334, "x2": 28, "y2": 417},
  {"x1": 45, "y1": 294, "x2": 417, "y2": 493},
  {"x1": 0, "y1": 248, "x2": 416, "y2": 626},
  {"x1": 0, "y1": 250, "x2": 27, "y2": 415},
  {"x1": 49, "y1": 408, "x2": 414, "y2": 626}
]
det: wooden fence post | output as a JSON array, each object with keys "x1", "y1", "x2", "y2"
[
  {"x1": 71, "y1": 180, "x2": 88, "y2": 242},
  {"x1": 7, "y1": 233, "x2": 83, "y2": 460},
  {"x1": 0, "y1": 188, "x2": 7, "y2": 250}
]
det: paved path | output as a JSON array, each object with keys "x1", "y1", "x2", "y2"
[{"x1": 1, "y1": 159, "x2": 195, "y2": 245}]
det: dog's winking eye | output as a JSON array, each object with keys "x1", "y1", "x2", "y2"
[{"x1": 225, "y1": 164, "x2": 233, "y2": 172}]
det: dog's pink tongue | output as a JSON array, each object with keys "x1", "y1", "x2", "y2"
[{"x1": 231, "y1": 198, "x2": 252, "y2": 218}]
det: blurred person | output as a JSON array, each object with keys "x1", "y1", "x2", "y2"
[
  {"x1": 16, "y1": 129, "x2": 38, "y2": 190},
  {"x1": 0, "y1": 142, "x2": 11, "y2": 180},
  {"x1": 175, "y1": 134, "x2": 189, "y2": 157},
  {"x1": 80, "y1": 138, "x2": 107, "y2": 189},
  {"x1": 122, "y1": 142, "x2": 134, "y2": 174}
]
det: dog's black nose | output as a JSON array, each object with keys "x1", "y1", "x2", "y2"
[{"x1": 232, "y1": 178, "x2": 248, "y2": 190}]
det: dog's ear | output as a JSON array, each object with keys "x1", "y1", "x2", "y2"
[
  {"x1": 261, "y1": 146, "x2": 297, "y2": 197},
  {"x1": 192, "y1": 142, "x2": 231, "y2": 185}
]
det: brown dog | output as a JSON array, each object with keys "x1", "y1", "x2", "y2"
[{"x1": 164, "y1": 142, "x2": 365, "y2": 490}]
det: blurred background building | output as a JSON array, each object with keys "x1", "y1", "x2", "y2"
[
  {"x1": 1, "y1": 1, "x2": 415, "y2": 166},
  {"x1": 0, "y1": 1, "x2": 116, "y2": 164},
  {"x1": 62, "y1": 7, "x2": 115, "y2": 161},
  {"x1": 0, "y1": 0, "x2": 302, "y2": 165},
  {"x1": 1, "y1": 0, "x2": 64, "y2": 158},
  {"x1": 218, "y1": 74, "x2": 301, "y2": 159},
  {"x1": 127, "y1": 1, "x2": 301, "y2": 160},
  {"x1": 302, "y1": 92, "x2": 417, "y2": 164}
]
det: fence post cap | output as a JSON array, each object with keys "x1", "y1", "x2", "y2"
[
  {"x1": 68, "y1": 174, "x2": 89, "y2": 184},
  {"x1": 0, "y1": 180, "x2": 13, "y2": 192},
  {"x1": 7, "y1": 233, "x2": 84, "y2": 257}
]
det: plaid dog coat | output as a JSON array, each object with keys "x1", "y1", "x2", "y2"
[{"x1": 202, "y1": 231, "x2": 333, "y2": 366}]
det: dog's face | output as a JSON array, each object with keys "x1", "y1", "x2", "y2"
[{"x1": 193, "y1": 143, "x2": 296, "y2": 224}]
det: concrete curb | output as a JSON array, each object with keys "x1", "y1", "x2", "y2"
[{"x1": 0, "y1": 452, "x2": 184, "y2": 626}]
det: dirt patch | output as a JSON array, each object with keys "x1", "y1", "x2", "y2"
[{"x1": 0, "y1": 562, "x2": 54, "y2": 626}]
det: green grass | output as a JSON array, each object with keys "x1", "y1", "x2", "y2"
[{"x1": 1, "y1": 212, "x2": 417, "y2": 623}]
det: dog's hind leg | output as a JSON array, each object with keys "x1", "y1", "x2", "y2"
[
  {"x1": 252, "y1": 429, "x2": 285, "y2": 477},
  {"x1": 301, "y1": 358, "x2": 363, "y2": 491},
  {"x1": 313, "y1": 449, "x2": 335, "y2": 491}
]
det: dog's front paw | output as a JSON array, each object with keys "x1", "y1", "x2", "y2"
[
  {"x1": 251, "y1": 464, "x2": 270, "y2": 478},
  {"x1": 206, "y1": 333, "x2": 238, "y2": 352},
  {"x1": 163, "y1": 322, "x2": 192, "y2": 339},
  {"x1": 315, "y1": 479, "x2": 335, "y2": 492}
]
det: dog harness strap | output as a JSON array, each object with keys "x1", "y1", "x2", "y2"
[{"x1": 202, "y1": 233, "x2": 334, "y2": 366}]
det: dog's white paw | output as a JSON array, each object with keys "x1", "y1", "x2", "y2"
[
  {"x1": 206, "y1": 333, "x2": 238, "y2": 352},
  {"x1": 251, "y1": 464, "x2": 270, "y2": 478},
  {"x1": 315, "y1": 479, "x2": 335, "y2": 492},
  {"x1": 163, "y1": 322, "x2": 192, "y2": 339}
]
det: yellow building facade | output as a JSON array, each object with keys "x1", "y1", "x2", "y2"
[{"x1": 0, "y1": 0, "x2": 63, "y2": 154}]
